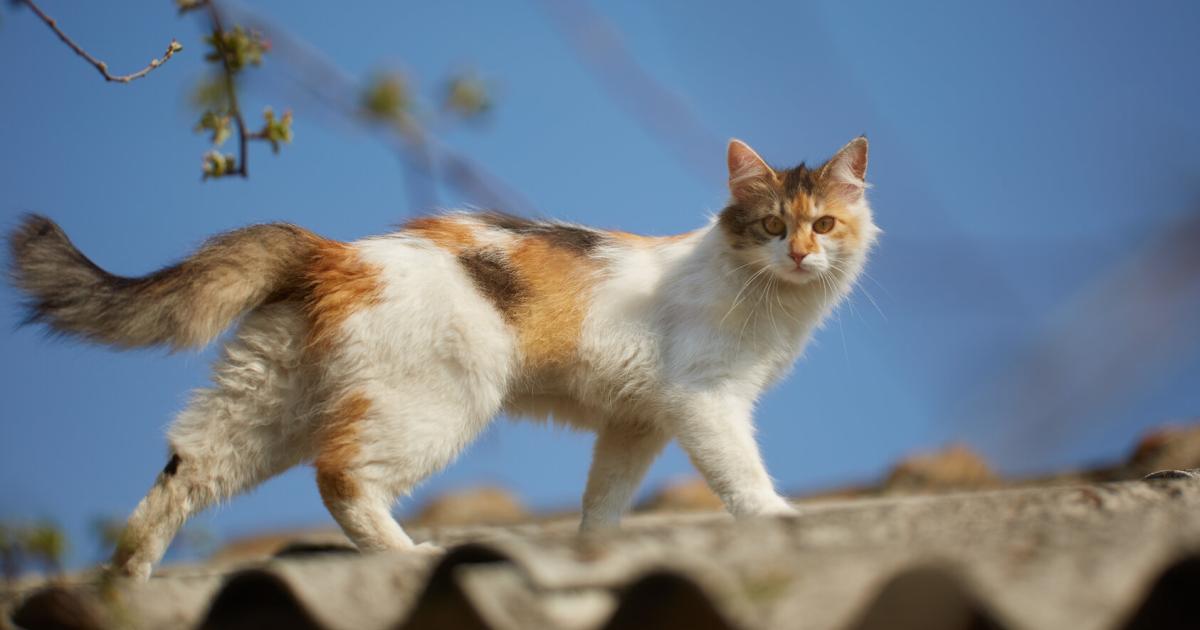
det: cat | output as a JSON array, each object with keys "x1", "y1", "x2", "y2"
[{"x1": 7, "y1": 137, "x2": 877, "y2": 579}]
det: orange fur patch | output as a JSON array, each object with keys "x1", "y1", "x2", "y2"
[
  {"x1": 314, "y1": 391, "x2": 372, "y2": 502},
  {"x1": 305, "y1": 240, "x2": 383, "y2": 351},
  {"x1": 608, "y1": 230, "x2": 693, "y2": 246},
  {"x1": 785, "y1": 191, "x2": 868, "y2": 254},
  {"x1": 784, "y1": 192, "x2": 817, "y2": 256},
  {"x1": 507, "y1": 236, "x2": 595, "y2": 371},
  {"x1": 788, "y1": 191, "x2": 815, "y2": 219},
  {"x1": 403, "y1": 216, "x2": 477, "y2": 253},
  {"x1": 808, "y1": 192, "x2": 867, "y2": 250}
]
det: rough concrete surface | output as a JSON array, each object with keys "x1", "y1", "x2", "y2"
[{"x1": 4, "y1": 470, "x2": 1199, "y2": 630}]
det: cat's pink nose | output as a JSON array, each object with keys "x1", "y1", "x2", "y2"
[{"x1": 790, "y1": 252, "x2": 807, "y2": 267}]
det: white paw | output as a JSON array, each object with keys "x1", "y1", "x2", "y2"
[
  {"x1": 409, "y1": 541, "x2": 446, "y2": 556},
  {"x1": 579, "y1": 516, "x2": 620, "y2": 533},
  {"x1": 760, "y1": 502, "x2": 799, "y2": 517},
  {"x1": 110, "y1": 559, "x2": 153, "y2": 582},
  {"x1": 736, "y1": 495, "x2": 799, "y2": 518}
]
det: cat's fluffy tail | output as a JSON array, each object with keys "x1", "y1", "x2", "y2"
[{"x1": 7, "y1": 214, "x2": 321, "y2": 350}]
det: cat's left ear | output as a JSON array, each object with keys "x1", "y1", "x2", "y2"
[
  {"x1": 821, "y1": 136, "x2": 869, "y2": 204},
  {"x1": 727, "y1": 139, "x2": 773, "y2": 202}
]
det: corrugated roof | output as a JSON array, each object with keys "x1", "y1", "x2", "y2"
[{"x1": 5, "y1": 469, "x2": 1200, "y2": 630}]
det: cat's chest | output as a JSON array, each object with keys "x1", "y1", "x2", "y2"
[
  {"x1": 671, "y1": 312, "x2": 808, "y2": 384},
  {"x1": 580, "y1": 298, "x2": 808, "y2": 392}
]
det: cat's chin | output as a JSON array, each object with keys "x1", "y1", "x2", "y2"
[{"x1": 772, "y1": 265, "x2": 821, "y2": 286}]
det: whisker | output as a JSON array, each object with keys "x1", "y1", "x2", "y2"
[
  {"x1": 765, "y1": 276, "x2": 784, "y2": 342},
  {"x1": 857, "y1": 285, "x2": 887, "y2": 321},
  {"x1": 837, "y1": 309, "x2": 850, "y2": 364},
  {"x1": 720, "y1": 265, "x2": 770, "y2": 328},
  {"x1": 773, "y1": 279, "x2": 805, "y2": 326},
  {"x1": 859, "y1": 269, "x2": 893, "y2": 298},
  {"x1": 737, "y1": 269, "x2": 772, "y2": 349},
  {"x1": 826, "y1": 260, "x2": 887, "y2": 322},
  {"x1": 722, "y1": 259, "x2": 761, "y2": 278}
]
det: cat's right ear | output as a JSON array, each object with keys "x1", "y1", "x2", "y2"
[{"x1": 727, "y1": 139, "x2": 773, "y2": 202}]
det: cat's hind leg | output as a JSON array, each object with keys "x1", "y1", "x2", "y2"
[
  {"x1": 313, "y1": 378, "x2": 504, "y2": 554},
  {"x1": 111, "y1": 305, "x2": 312, "y2": 579},
  {"x1": 313, "y1": 390, "x2": 417, "y2": 552},
  {"x1": 309, "y1": 237, "x2": 515, "y2": 554}
]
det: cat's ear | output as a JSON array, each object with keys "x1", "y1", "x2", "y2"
[
  {"x1": 727, "y1": 139, "x2": 773, "y2": 202},
  {"x1": 821, "y1": 136, "x2": 869, "y2": 204}
]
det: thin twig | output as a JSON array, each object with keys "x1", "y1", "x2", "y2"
[
  {"x1": 533, "y1": 0, "x2": 721, "y2": 183},
  {"x1": 21, "y1": 0, "x2": 182, "y2": 84},
  {"x1": 392, "y1": 129, "x2": 440, "y2": 214},
  {"x1": 204, "y1": 1, "x2": 250, "y2": 178}
]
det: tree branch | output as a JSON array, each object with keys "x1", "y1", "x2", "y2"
[
  {"x1": 533, "y1": 0, "x2": 720, "y2": 183},
  {"x1": 204, "y1": 1, "x2": 250, "y2": 178},
  {"x1": 21, "y1": 0, "x2": 182, "y2": 84}
]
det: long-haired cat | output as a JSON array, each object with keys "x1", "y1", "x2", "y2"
[{"x1": 8, "y1": 137, "x2": 877, "y2": 579}]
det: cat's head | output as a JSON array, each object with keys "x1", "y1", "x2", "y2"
[{"x1": 717, "y1": 137, "x2": 879, "y2": 285}]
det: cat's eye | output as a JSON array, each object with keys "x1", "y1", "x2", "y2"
[
  {"x1": 761, "y1": 216, "x2": 786, "y2": 236},
  {"x1": 813, "y1": 216, "x2": 836, "y2": 234}
]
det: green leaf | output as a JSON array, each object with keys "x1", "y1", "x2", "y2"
[
  {"x1": 90, "y1": 517, "x2": 125, "y2": 550},
  {"x1": 442, "y1": 72, "x2": 493, "y2": 120},
  {"x1": 195, "y1": 110, "x2": 232, "y2": 146},
  {"x1": 202, "y1": 150, "x2": 237, "y2": 179},
  {"x1": 205, "y1": 26, "x2": 269, "y2": 73},
  {"x1": 257, "y1": 107, "x2": 293, "y2": 154},
  {"x1": 190, "y1": 73, "x2": 233, "y2": 112},
  {"x1": 23, "y1": 521, "x2": 68, "y2": 571},
  {"x1": 360, "y1": 73, "x2": 411, "y2": 124}
]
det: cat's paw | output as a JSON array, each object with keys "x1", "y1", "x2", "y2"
[
  {"x1": 106, "y1": 559, "x2": 153, "y2": 582},
  {"x1": 408, "y1": 541, "x2": 446, "y2": 556},
  {"x1": 579, "y1": 515, "x2": 621, "y2": 533},
  {"x1": 737, "y1": 495, "x2": 799, "y2": 518},
  {"x1": 759, "y1": 502, "x2": 800, "y2": 517}
]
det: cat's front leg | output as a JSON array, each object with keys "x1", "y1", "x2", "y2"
[
  {"x1": 671, "y1": 391, "x2": 796, "y2": 517},
  {"x1": 580, "y1": 425, "x2": 670, "y2": 531}
]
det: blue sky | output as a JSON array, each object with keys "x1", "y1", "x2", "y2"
[{"x1": 2, "y1": 1, "x2": 1198, "y2": 567}]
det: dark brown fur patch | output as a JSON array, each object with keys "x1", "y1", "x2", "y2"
[
  {"x1": 477, "y1": 211, "x2": 606, "y2": 254},
  {"x1": 718, "y1": 202, "x2": 778, "y2": 249},
  {"x1": 162, "y1": 453, "x2": 181, "y2": 477},
  {"x1": 314, "y1": 392, "x2": 372, "y2": 502},
  {"x1": 456, "y1": 249, "x2": 527, "y2": 321},
  {"x1": 475, "y1": 211, "x2": 538, "y2": 232},
  {"x1": 781, "y1": 163, "x2": 819, "y2": 199}
]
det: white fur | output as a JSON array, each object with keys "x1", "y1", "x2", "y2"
[{"x1": 114, "y1": 201, "x2": 876, "y2": 578}]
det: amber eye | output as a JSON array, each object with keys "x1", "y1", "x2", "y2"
[
  {"x1": 812, "y1": 216, "x2": 836, "y2": 234},
  {"x1": 761, "y1": 215, "x2": 786, "y2": 236}
]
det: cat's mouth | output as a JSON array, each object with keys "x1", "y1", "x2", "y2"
[
  {"x1": 773, "y1": 264, "x2": 819, "y2": 284},
  {"x1": 789, "y1": 260, "x2": 821, "y2": 275}
]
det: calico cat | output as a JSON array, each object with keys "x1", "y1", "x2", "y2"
[{"x1": 7, "y1": 137, "x2": 877, "y2": 579}]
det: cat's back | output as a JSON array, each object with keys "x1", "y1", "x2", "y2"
[
  {"x1": 312, "y1": 212, "x2": 606, "y2": 378},
  {"x1": 324, "y1": 212, "x2": 706, "y2": 395},
  {"x1": 359, "y1": 220, "x2": 511, "y2": 319}
]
